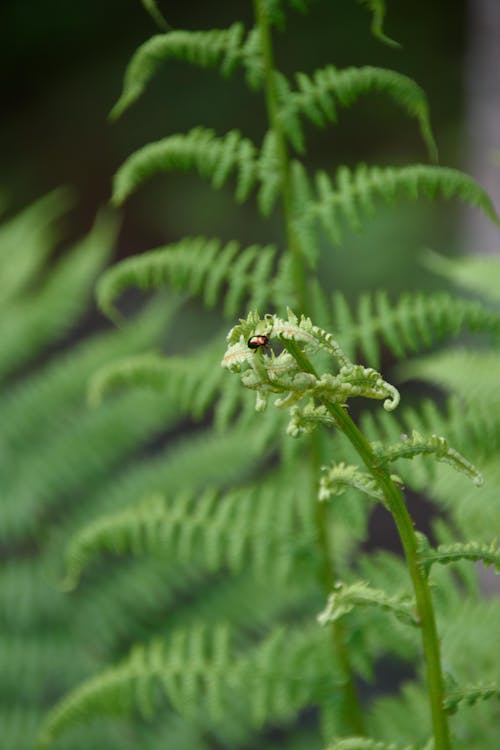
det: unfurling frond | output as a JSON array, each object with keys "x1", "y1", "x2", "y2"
[
  {"x1": 298, "y1": 164, "x2": 498, "y2": 247},
  {"x1": 112, "y1": 127, "x2": 281, "y2": 212},
  {"x1": 318, "y1": 581, "x2": 418, "y2": 627},
  {"x1": 326, "y1": 738, "x2": 429, "y2": 750},
  {"x1": 279, "y1": 66, "x2": 437, "y2": 160},
  {"x1": 416, "y1": 536, "x2": 500, "y2": 577},
  {"x1": 88, "y1": 343, "x2": 222, "y2": 417},
  {"x1": 355, "y1": 0, "x2": 400, "y2": 48},
  {"x1": 318, "y1": 462, "x2": 386, "y2": 503},
  {"x1": 372, "y1": 430, "x2": 484, "y2": 487},
  {"x1": 331, "y1": 289, "x2": 500, "y2": 369},
  {"x1": 222, "y1": 310, "x2": 399, "y2": 414},
  {"x1": 443, "y1": 682, "x2": 500, "y2": 715},
  {"x1": 111, "y1": 24, "x2": 262, "y2": 120},
  {"x1": 96, "y1": 236, "x2": 287, "y2": 322}
]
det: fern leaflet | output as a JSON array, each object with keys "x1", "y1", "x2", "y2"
[
  {"x1": 111, "y1": 24, "x2": 262, "y2": 120},
  {"x1": 278, "y1": 66, "x2": 436, "y2": 159},
  {"x1": 318, "y1": 581, "x2": 418, "y2": 627},
  {"x1": 416, "y1": 537, "x2": 500, "y2": 577},
  {"x1": 112, "y1": 127, "x2": 281, "y2": 213},
  {"x1": 298, "y1": 163, "x2": 498, "y2": 246},
  {"x1": 443, "y1": 682, "x2": 500, "y2": 715},
  {"x1": 326, "y1": 738, "x2": 430, "y2": 750}
]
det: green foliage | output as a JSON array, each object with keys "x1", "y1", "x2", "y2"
[
  {"x1": 96, "y1": 236, "x2": 294, "y2": 322},
  {"x1": 34, "y1": 2, "x2": 500, "y2": 750},
  {"x1": 278, "y1": 65, "x2": 437, "y2": 159}
]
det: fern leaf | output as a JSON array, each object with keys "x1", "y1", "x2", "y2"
[
  {"x1": 402, "y1": 349, "x2": 500, "y2": 409},
  {"x1": 0, "y1": 210, "x2": 118, "y2": 382},
  {"x1": 417, "y1": 538, "x2": 500, "y2": 577},
  {"x1": 355, "y1": 0, "x2": 400, "y2": 48},
  {"x1": 443, "y1": 682, "x2": 500, "y2": 715},
  {"x1": 39, "y1": 623, "x2": 338, "y2": 746},
  {"x1": 318, "y1": 581, "x2": 418, "y2": 627},
  {"x1": 110, "y1": 24, "x2": 262, "y2": 120},
  {"x1": 318, "y1": 461, "x2": 386, "y2": 503},
  {"x1": 326, "y1": 739, "x2": 428, "y2": 750},
  {"x1": 373, "y1": 430, "x2": 484, "y2": 487},
  {"x1": 0, "y1": 188, "x2": 74, "y2": 306},
  {"x1": 422, "y1": 247, "x2": 500, "y2": 305},
  {"x1": 112, "y1": 127, "x2": 281, "y2": 209},
  {"x1": 63, "y1": 466, "x2": 315, "y2": 589},
  {"x1": 87, "y1": 344, "x2": 222, "y2": 418},
  {"x1": 331, "y1": 290, "x2": 500, "y2": 369},
  {"x1": 301, "y1": 164, "x2": 498, "y2": 247},
  {"x1": 96, "y1": 236, "x2": 281, "y2": 322},
  {"x1": 280, "y1": 66, "x2": 437, "y2": 160},
  {"x1": 140, "y1": 0, "x2": 170, "y2": 31}
]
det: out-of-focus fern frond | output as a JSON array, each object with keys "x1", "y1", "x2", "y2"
[
  {"x1": 111, "y1": 24, "x2": 262, "y2": 119},
  {"x1": 278, "y1": 66, "x2": 436, "y2": 159},
  {"x1": 355, "y1": 0, "x2": 400, "y2": 48},
  {"x1": 331, "y1": 289, "x2": 500, "y2": 368},
  {"x1": 96, "y1": 236, "x2": 289, "y2": 322},
  {"x1": 422, "y1": 248, "x2": 500, "y2": 305},
  {"x1": 39, "y1": 622, "x2": 338, "y2": 747},
  {"x1": 63, "y1": 465, "x2": 315, "y2": 589},
  {"x1": 0, "y1": 188, "x2": 74, "y2": 306},
  {"x1": 0, "y1": 210, "x2": 118, "y2": 382}
]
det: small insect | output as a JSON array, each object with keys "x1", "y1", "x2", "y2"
[{"x1": 247, "y1": 334, "x2": 269, "y2": 350}]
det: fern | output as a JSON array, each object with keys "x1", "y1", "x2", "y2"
[
  {"x1": 299, "y1": 164, "x2": 498, "y2": 246},
  {"x1": 417, "y1": 538, "x2": 500, "y2": 577},
  {"x1": 331, "y1": 290, "x2": 500, "y2": 369},
  {"x1": 443, "y1": 683, "x2": 500, "y2": 715},
  {"x1": 96, "y1": 236, "x2": 294, "y2": 322},
  {"x1": 36, "y1": 2, "x2": 500, "y2": 749},
  {"x1": 110, "y1": 24, "x2": 262, "y2": 120},
  {"x1": 318, "y1": 581, "x2": 418, "y2": 627},
  {"x1": 355, "y1": 0, "x2": 400, "y2": 48},
  {"x1": 112, "y1": 126, "x2": 281, "y2": 210},
  {"x1": 278, "y1": 65, "x2": 437, "y2": 159}
]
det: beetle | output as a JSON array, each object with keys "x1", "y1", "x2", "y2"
[{"x1": 247, "y1": 334, "x2": 269, "y2": 350}]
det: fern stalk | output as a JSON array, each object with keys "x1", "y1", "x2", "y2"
[
  {"x1": 283, "y1": 338, "x2": 452, "y2": 750},
  {"x1": 254, "y1": 0, "x2": 366, "y2": 736},
  {"x1": 254, "y1": 0, "x2": 308, "y2": 313}
]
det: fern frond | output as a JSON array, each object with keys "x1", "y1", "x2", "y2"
[
  {"x1": 111, "y1": 24, "x2": 262, "y2": 120},
  {"x1": 140, "y1": 0, "x2": 170, "y2": 31},
  {"x1": 280, "y1": 66, "x2": 436, "y2": 160},
  {"x1": 443, "y1": 682, "x2": 500, "y2": 715},
  {"x1": 96, "y1": 236, "x2": 283, "y2": 322},
  {"x1": 318, "y1": 581, "x2": 418, "y2": 627},
  {"x1": 88, "y1": 341, "x2": 222, "y2": 418},
  {"x1": 0, "y1": 210, "x2": 118, "y2": 381},
  {"x1": 39, "y1": 623, "x2": 338, "y2": 746},
  {"x1": 63, "y1": 466, "x2": 315, "y2": 589},
  {"x1": 326, "y1": 738, "x2": 427, "y2": 750},
  {"x1": 373, "y1": 430, "x2": 484, "y2": 487},
  {"x1": 318, "y1": 461, "x2": 386, "y2": 503},
  {"x1": 402, "y1": 349, "x2": 500, "y2": 409},
  {"x1": 422, "y1": 247, "x2": 500, "y2": 305},
  {"x1": 0, "y1": 188, "x2": 74, "y2": 305},
  {"x1": 331, "y1": 290, "x2": 500, "y2": 369},
  {"x1": 300, "y1": 164, "x2": 498, "y2": 247},
  {"x1": 112, "y1": 127, "x2": 281, "y2": 210},
  {"x1": 417, "y1": 537, "x2": 500, "y2": 577},
  {"x1": 355, "y1": 0, "x2": 400, "y2": 48}
]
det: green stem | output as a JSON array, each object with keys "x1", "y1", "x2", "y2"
[
  {"x1": 254, "y1": 0, "x2": 366, "y2": 735},
  {"x1": 283, "y1": 339, "x2": 452, "y2": 750}
]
